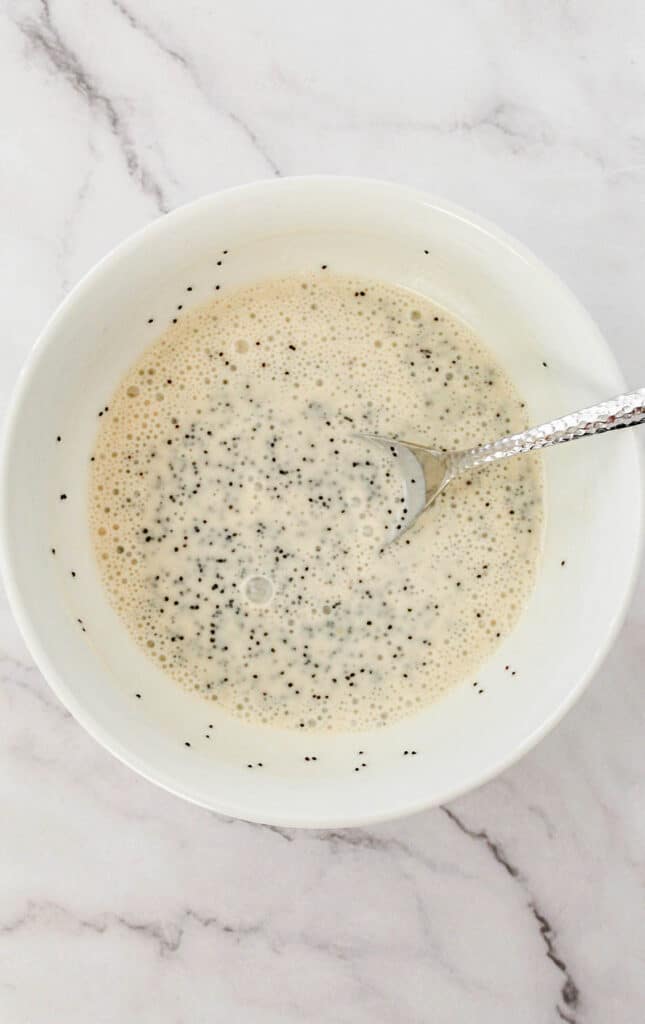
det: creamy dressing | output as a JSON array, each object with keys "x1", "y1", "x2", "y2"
[{"x1": 90, "y1": 274, "x2": 543, "y2": 731}]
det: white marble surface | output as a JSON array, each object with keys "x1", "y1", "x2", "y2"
[{"x1": 1, "y1": 1, "x2": 644, "y2": 1021}]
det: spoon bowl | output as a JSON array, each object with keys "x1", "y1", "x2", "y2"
[{"x1": 358, "y1": 434, "x2": 451, "y2": 536}]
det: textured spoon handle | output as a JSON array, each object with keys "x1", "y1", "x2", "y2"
[{"x1": 451, "y1": 388, "x2": 645, "y2": 477}]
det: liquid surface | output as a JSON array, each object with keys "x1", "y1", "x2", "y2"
[{"x1": 90, "y1": 274, "x2": 543, "y2": 731}]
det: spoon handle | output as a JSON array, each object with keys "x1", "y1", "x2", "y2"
[{"x1": 451, "y1": 388, "x2": 645, "y2": 477}]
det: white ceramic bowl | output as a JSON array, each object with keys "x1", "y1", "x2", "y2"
[{"x1": 1, "y1": 178, "x2": 642, "y2": 828}]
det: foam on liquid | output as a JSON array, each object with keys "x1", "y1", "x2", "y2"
[{"x1": 90, "y1": 274, "x2": 543, "y2": 731}]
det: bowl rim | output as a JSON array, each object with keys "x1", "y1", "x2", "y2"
[{"x1": 1, "y1": 175, "x2": 643, "y2": 828}]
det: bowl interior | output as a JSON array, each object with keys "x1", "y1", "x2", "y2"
[{"x1": 1, "y1": 179, "x2": 641, "y2": 827}]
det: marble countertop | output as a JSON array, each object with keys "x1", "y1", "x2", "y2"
[{"x1": 1, "y1": 2, "x2": 644, "y2": 1021}]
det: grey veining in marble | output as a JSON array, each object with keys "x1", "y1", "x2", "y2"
[{"x1": 1, "y1": 1, "x2": 644, "y2": 1021}]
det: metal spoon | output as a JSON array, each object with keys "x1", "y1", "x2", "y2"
[{"x1": 360, "y1": 388, "x2": 645, "y2": 539}]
